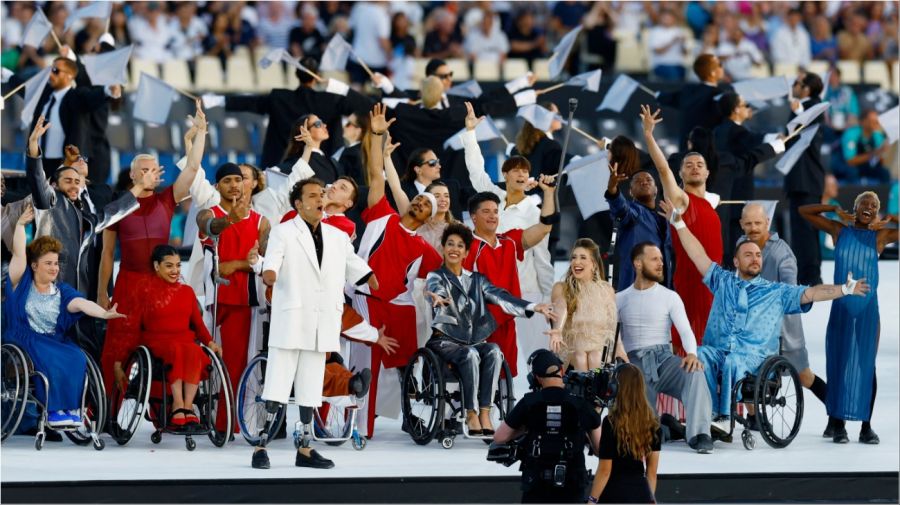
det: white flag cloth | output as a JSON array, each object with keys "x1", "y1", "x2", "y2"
[
  {"x1": 564, "y1": 151, "x2": 611, "y2": 218},
  {"x1": 776, "y1": 124, "x2": 820, "y2": 175},
  {"x1": 548, "y1": 26, "x2": 583, "y2": 79},
  {"x1": 81, "y1": 45, "x2": 133, "y2": 86},
  {"x1": 264, "y1": 167, "x2": 290, "y2": 194},
  {"x1": 1, "y1": 68, "x2": 13, "y2": 84},
  {"x1": 733, "y1": 76, "x2": 790, "y2": 102},
  {"x1": 133, "y1": 73, "x2": 178, "y2": 124},
  {"x1": 878, "y1": 105, "x2": 899, "y2": 144},
  {"x1": 64, "y1": 2, "x2": 113, "y2": 32},
  {"x1": 381, "y1": 97, "x2": 409, "y2": 109},
  {"x1": 443, "y1": 117, "x2": 503, "y2": 151},
  {"x1": 596, "y1": 74, "x2": 640, "y2": 112},
  {"x1": 259, "y1": 48, "x2": 317, "y2": 76},
  {"x1": 320, "y1": 34, "x2": 353, "y2": 72},
  {"x1": 22, "y1": 8, "x2": 52, "y2": 48},
  {"x1": 517, "y1": 104, "x2": 565, "y2": 132},
  {"x1": 566, "y1": 69, "x2": 602, "y2": 92},
  {"x1": 787, "y1": 101, "x2": 830, "y2": 134},
  {"x1": 447, "y1": 80, "x2": 483, "y2": 99},
  {"x1": 19, "y1": 66, "x2": 52, "y2": 127}
]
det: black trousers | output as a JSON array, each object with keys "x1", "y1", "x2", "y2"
[
  {"x1": 788, "y1": 192, "x2": 823, "y2": 286},
  {"x1": 426, "y1": 338, "x2": 502, "y2": 411}
]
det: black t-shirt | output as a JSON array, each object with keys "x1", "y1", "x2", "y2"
[{"x1": 598, "y1": 416, "x2": 662, "y2": 477}]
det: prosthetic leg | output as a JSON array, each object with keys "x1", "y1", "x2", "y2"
[
  {"x1": 293, "y1": 406, "x2": 334, "y2": 469},
  {"x1": 251, "y1": 400, "x2": 282, "y2": 469}
]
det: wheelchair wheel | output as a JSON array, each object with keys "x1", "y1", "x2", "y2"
[
  {"x1": 400, "y1": 348, "x2": 445, "y2": 446},
  {"x1": 237, "y1": 354, "x2": 285, "y2": 446},
  {"x1": 65, "y1": 353, "x2": 107, "y2": 446},
  {"x1": 108, "y1": 347, "x2": 152, "y2": 446},
  {"x1": 200, "y1": 345, "x2": 234, "y2": 447},
  {"x1": 482, "y1": 358, "x2": 515, "y2": 445},
  {"x1": 1, "y1": 344, "x2": 30, "y2": 442},
  {"x1": 754, "y1": 356, "x2": 803, "y2": 449}
]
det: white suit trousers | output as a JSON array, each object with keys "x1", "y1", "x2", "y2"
[{"x1": 261, "y1": 347, "x2": 326, "y2": 407}]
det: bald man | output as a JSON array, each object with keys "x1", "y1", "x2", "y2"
[{"x1": 738, "y1": 203, "x2": 828, "y2": 406}]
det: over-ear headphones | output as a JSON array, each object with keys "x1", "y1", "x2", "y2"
[{"x1": 526, "y1": 349, "x2": 563, "y2": 391}]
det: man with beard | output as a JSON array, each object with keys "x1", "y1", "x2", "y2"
[
  {"x1": 663, "y1": 199, "x2": 870, "y2": 425},
  {"x1": 616, "y1": 242, "x2": 713, "y2": 453},
  {"x1": 350, "y1": 104, "x2": 443, "y2": 437}
]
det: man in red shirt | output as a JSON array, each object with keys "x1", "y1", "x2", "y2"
[
  {"x1": 198, "y1": 163, "x2": 272, "y2": 432},
  {"x1": 352, "y1": 104, "x2": 442, "y2": 437},
  {"x1": 462, "y1": 176, "x2": 557, "y2": 377},
  {"x1": 99, "y1": 102, "x2": 208, "y2": 392}
]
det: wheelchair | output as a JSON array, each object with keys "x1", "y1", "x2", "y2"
[
  {"x1": 236, "y1": 352, "x2": 367, "y2": 450},
  {"x1": 722, "y1": 354, "x2": 804, "y2": 450},
  {"x1": 400, "y1": 346, "x2": 515, "y2": 449},
  {"x1": 1, "y1": 343, "x2": 106, "y2": 451},
  {"x1": 106, "y1": 344, "x2": 234, "y2": 451}
]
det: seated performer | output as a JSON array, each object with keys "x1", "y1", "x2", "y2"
[
  {"x1": 663, "y1": 199, "x2": 870, "y2": 423},
  {"x1": 424, "y1": 223, "x2": 553, "y2": 435}
]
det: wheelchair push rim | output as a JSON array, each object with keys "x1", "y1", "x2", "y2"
[
  {"x1": 65, "y1": 353, "x2": 107, "y2": 446},
  {"x1": 754, "y1": 355, "x2": 804, "y2": 449},
  {"x1": 201, "y1": 344, "x2": 234, "y2": 447},
  {"x1": 237, "y1": 354, "x2": 285, "y2": 446},
  {"x1": 401, "y1": 348, "x2": 444, "y2": 445},
  {"x1": 108, "y1": 347, "x2": 152, "y2": 445},
  {"x1": 1, "y1": 344, "x2": 30, "y2": 442}
]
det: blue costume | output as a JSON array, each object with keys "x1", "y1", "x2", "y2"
[
  {"x1": 605, "y1": 191, "x2": 673, "y2": 290},
  {"x1": 825, "y1": 227, "x2": 879, "y2": 421},
  {"x1": 697, "y1": 264, "x2": 811, "y2": 416},
  {"x1": 3, "y1": 268, "x2": 87, "y2": 412}
]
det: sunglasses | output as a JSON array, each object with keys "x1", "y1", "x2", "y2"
[
  {"x1": 308, "y1": 120, "x2": 324, "y2": 129},
  {"x1": 51, "y1": 67, "x2": 63, "y2": 74},
  {"x1": 420, "y1": 159, "x2": 440, "y2": 167},
  {"x1": 435, "y1": 71, "x2": 454, "y2": 80}
]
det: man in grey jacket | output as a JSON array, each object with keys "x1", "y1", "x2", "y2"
[{"x1": 425, "y1": 223, "x2": 554, "y2": 435}]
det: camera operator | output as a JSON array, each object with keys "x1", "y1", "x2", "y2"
[{"x1": 493, "y1": 350, "x2": 602, "y2": 503}]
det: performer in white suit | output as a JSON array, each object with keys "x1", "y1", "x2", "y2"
[{"x1": 251, "y1": 177, "x2": 377, "y2": 470}]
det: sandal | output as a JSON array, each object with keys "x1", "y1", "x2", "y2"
[{"x1": 168, "y1": 409, "x2": 192, "y2": 428}]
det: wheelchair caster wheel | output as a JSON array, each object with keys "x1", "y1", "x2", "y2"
[
  {"x1": 93, "y1": 438, "x2": 105, "y2": 451},
  {"x1": 186, "y1": 437, "x2": 196, "y2": 451},
  {"x1": 741, "y1": 430, "x2": 755, "y2": 450},
  {"x1": 150, "y1": 431, "x2": 162, "y2": 444},
  {"x1": 441, "y1": 436, "x2": 454, "y2": 449},
  {"x1": 35, "y1": 433, "x2": 45, "y2": 451},
  {"x1": 352, "y1": 436, "x2": 366, "y2": 451}
]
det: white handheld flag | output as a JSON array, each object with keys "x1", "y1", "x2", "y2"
[
  {"x1": 133, "y1": 73, "x2": 178, "y2": 125},
  {"x1": 776, "y1": 124, "x2": 820, "y2": 175},
  {"x1": 320, "y1": 34, "x2": 353, "y2": 72},
  {"x1": 443, "y1": 116, "x2": 504, "y2": 151},
  {"x1": 878, "y1": 105, "x2": 899, "y2": 144},
  {"x1": 732, "y1": 76, "x2": 790, "y2": 102},
  {"x1": 596, "y1": 74, "x2": 640, "y2": 112},
  {"x1": 259, "y1": 48, "x2": 286, "y2": 69},
  {"x1": 447, "y1": 80, "x2": 483, "y2": 99},
  {"x1": 19, "y1": 66, "x2": 52, "y2": 127},
  {"x1": 382, "y1": 97, "x2": 410, "y2": 109},
  {"x1": 566, "y1": 69, "x2": 602, "y2": 92},
  {"x1": 64, "y1": 2, "x2": 113, "y2": 32},
  {"x1": 81, "y1": 45, "x2": 133, "y2": 86},
  {"x1": 548, "y1": 26, "x2": 583, "y2": 79},
  {"x1": 786, "y1": 101, "x2": 830, "y2": 134},
  {"x1": 517, "y1": 104, "x2": 565, "y2": 132},
  {"x1": 564, "y1": 151, "x2": 611, "y2": 218},
  {"x1": 22, "y1": 8, "x2": 52, "y2": 49}
]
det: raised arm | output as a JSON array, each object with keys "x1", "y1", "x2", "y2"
[
  {"x1": 461, "y1": 102, "x2": 505, "y2": 198},
  {"x1": 383, "y1": 133, "x2": 409, "y2": 215},
  {"x1": 521, "y1": 175, "x2": 557, "y2": 250},
  {"x1": 663, "y1": 198, "x2": 713, "y2": 276},
  {"x1": 366, "y1": 103, "x2": 395, "y2": 207},
  {"x1": 798, "y1": 203, "x2": 845, "y2": 244},
  {"x1": 640, "y1": 105, "x2": 688, "y2": 210},
  {"x1": 176, "y1": 126, "x2": 219, "y2": 209},
  {"x1": 800, "y1": 274, "x2": 869, "y2": 304},
  {"x1": 8, "y1": 203, "x2": 34, "y2": 289},
  {"x1": 173, "y1": 99, "x2": 208, "y2": 203},
  {"x1": 25, "y1": 117, "x2": 55, "y2": 210}
]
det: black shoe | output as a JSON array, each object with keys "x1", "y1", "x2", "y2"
[
  {"x1": 296, "y1": 449, "x2": 335, "y2": 469},
  {"x1": 832, "y1": 427, "x2": 849, "y2": 444},
  {"x1": 710, "y1": 424, "x2": 732, "y2": 443},
  {"x1": 660, "y1": 414, "x2": 686, "y2": 441},
  {"x1": 252, "y1": 449, "x2": 270, "y2": 469},
  {"x1": 823, "y1": 417, "x2": 838, "y2": 438},
  {"x1": 745, "y1": 414, "x2": 761, "y2": 432},
  {"x1": 859, "y1": 428, "x2": 880, "y2": 445},
  {"x1": 687, "y1": 433, "x2": 714, "y2": 454},
  {"x1": 349, "y1": 369, "x2": 372, "y2": 399}
]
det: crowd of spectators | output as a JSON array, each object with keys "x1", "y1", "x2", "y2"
[{"x1": 3, "y1": 1, "x2": 898, "y2": 85}]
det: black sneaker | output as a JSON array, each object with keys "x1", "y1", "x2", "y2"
[
  {"x1": 252, "y1": 449, "x2": 271, "y2": 469},
  {"x1": 349, "y1": 369, "x2": 372, "y2": 399},
  {"x1": 859, "y1": 428, "x2": 880, "y2": 445},
  {"x1": 832, "y1": 427, "x2": 849, "y2": 444},
  {"x1": 660, "y1": 414, "x2": 686, "y2": 441},
  {"x1": 295, "y1": 449, "x2": 335, "y2": 469},
  {"x1": 745, "y1": 414, "x2": 761, "y2": 432},
  {"x1": 823, "y1": 417, "x2": 837, "y2": 438},
  {"x1": 710, "y1": 424, "x2": 732, "y2": 443},
  {"x1": 687, "y1": 433, "x2": 714, "y2": 454}
]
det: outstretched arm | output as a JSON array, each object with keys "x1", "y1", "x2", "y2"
[
  {"x1": 662, "y1": 198, "x2": 713, "y2": 276},
  {"x1": 173, "y1": 99, "x2": 208, "y2": 202},
  {"x1": 801, "y1": 274, "x2": 870, "y2": 304},
  {"x1": 798, "y1": 203, "x2": 846, "y2": 244},
  {"x1": 640, "y1": 105, "x2": 688, "y2": 210}
]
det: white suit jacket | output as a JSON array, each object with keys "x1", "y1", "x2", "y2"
[{"x1": 264, "y1": 217, "x2": 371, "y2": 352}]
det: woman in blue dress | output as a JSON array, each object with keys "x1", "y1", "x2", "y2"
[
  {"x1": 4, "y1": 205, "x2": 125, "y2": 429},
  {"x1": 800, "y1": 191, "x2": 898, "y2": 444}
]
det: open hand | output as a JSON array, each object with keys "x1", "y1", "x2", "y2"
[
  {"x1": 28, "y1": 115, "x2": 51, "y2": 156},
  {"x1": 639, "y1": 104, "x2": 662, "y2": 134},
  {"x1": 544, "y1": 328, "x2": 564, "y2": 353},
  {"x1": 294, "y1": 124, "x2": 314, "y2": 147},
  {"x1": 680, "y1": 353, "x2": 703, "y2": 372},
  {"x1": 103, "y1": 303, "x2": 127, "y2": 320},
  {"x1": 868, "y1": 215, "x2": 890, "y2": 231},
  {"x1": 369, "y1": 103, "x2": 395, "y2": 134},
  {"x1": 384, "y1": 132, "x2": 401, "y2": 157},
  {"x1": 425, "y1": 291, "x2": 451, "y2": 308},
  {"x1": 845, "y1": 272, "x2": 870, "y2": 296},
  {"x1": 464, "y1": 101, "x2": 484, "y2": 131},
  {"x1": 376, "y1": 326, "x2": 399, "y2": 355},
  {"x1": 606, "y1": 162, "x2": 627, "y2": 194},
  {"x1": 835, "y1": 207, "x2": 855, "y2": 224}
]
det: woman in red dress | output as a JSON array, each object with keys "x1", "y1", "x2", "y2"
[{"x1": 140, "y1": 245, "x2": 222, "y2": 427}]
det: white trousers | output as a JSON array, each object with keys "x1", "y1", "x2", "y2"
[{"x1": 261, "y1": 347, "x2": 326, "y2": 407}]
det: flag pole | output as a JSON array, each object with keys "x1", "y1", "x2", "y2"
[
  {"x1": 572, "y1": 125, "x2": 600, "y2": 144},
  {"x1": 351, "y1": 51, "x2": 376, "y2": 80},
  {"x1": 784, "y1": 122, "x2": 806, "y2": 142},
  {"x1": 718, "y1": 200, "x2": 748, "y2": 205},
  {"x1": 2, "y1": 81, "x2": 27, "y2": 101},
  {"x1": 175, "y1": 87, "x2": 199, "y2": 101},
  {"x1": 49, "y1": 29, "x2": 64, "y2": 51},
  {"x1": 638, "y1": 82, "x2": 656, "y2": 97},
  {"x1": 536, "y1": 82, "x2": 566, "y2": 96},
  {"x1": 104, "y1": 14, "x2": 111, "y2": 34}
]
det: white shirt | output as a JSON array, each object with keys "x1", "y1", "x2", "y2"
[
  {"x1": 717, "y1": 38, "x2": 764, "y2": 81},
  {"x1": 464, "y1": 26, "x2": 510, "y2": 63},
  {"x1": 461, "y1": 129, "x2": 554, "y2": 299},
  {"x1": 648, "y1": 26, "x2": 685, "y2": 66},
  {"x1": 169, "y1": 16, "x2": 208, "y2": 60},
  {"x1": 348, "y1": 3, "x2": 391, "y2": 67},
  {"x1": 770, "y1": 24, "x2": 811, "y2": 66},
  {"x1": 129, "y1": 15, "x2": 177, "y2": 63},
  {"x1": 41, "y1": 87, "x2": 71, "y2": 159},
  {"x1": 413, "y1": 180, "x2": 427, "y2": 195},
  {"x1": 616, "y1": 283, "x2": 697, "y2": 355}
]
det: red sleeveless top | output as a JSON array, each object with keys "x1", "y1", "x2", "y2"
[{"x1": 200, "y1": 205, "x2": 262, "y2": 306}]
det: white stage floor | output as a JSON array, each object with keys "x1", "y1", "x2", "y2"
[{"x1": 2, "y1": 262, "x2": 898, "y2": 483}]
